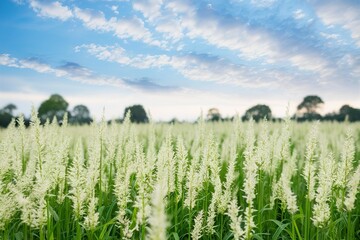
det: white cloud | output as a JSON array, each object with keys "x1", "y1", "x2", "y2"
[
  {"x1": 0, "y1": 53, "x2": 126, "y2": 88},
  {"x1": 73, "y1": 7, "x2": 111, "y2": 31},
  {"x1": 26, "y1": 2, "x2": 160, "y2": 47},
  {"x1": 313, "y1": 0, "x2": 360, "y2": 46},
  {"x1": 29, "y1": 0, "x2": 73, "y2": 21},
  {"x1": 77, "y1": 44, "x2": 313, "y2": 88},
  {"x1": 19, "y1": 59, "x2": 54, "y2": 73},
  {"x1": 250, "y1": 0, "x2": 277, "y2": 8},
  {"x1": 111, "y1": 16, "x2": 154, "y2": 42},
  {"x1": 73, "y1": 7, "x2": 160, "y2": 46},
  {"x1": 155, "y1": 18, "x2": 184, "y2": 41},
  {"x1": 111, "y1": 5, "x2": 119, "y2": 14},
  {"x1": 320, "y1": 32, "x2": 339, "y2": 40},
  {"x1": 293, "y1": 9, "x2": 305, "y2": 20},
  {"x1": 0, "y1": 53, "x2": 179, "y2": 93},
  {"x1": 0, "y1": 54, "x2": 19, "y2": 67},
  {"x1": 133, "y1": 0, "x2": 163, "y2": 21},
  {"x1": 161, "y1": 0, "x2": 334, "y2": 78}
]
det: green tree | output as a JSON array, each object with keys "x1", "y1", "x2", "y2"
[
  {"x1": 0, "y1": 103, "x2": 16, "y2": 128},
  {"x1": 71, "y1": 104, "x2": 92, "y2": 125},
  {"x1": 295, "y1": 95, "x2": 324, "y2": 121},
  {"x1": 38, "y1": 94, "x2": 69, "y2": 123},
  {"x1": 242, "y1": 104, "x2": 272, "y2": 122},
  {"x1": 339, "y1": 105, "x2": 360, "y2": 122},
  {"x1": 297, "y1": 95, "x2": 324, "y2": 114},
  {"x1": 2, "y1": 103, "x2": 17, "y2": 115},
  {"x1": 123, "y1": 105, "x2": 148, "y2": 123},
  {"x1": 207, "y1": 108, "x2": 222, "y2": 122}
]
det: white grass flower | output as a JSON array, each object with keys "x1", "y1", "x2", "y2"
[
  {"x1": 271, "y1": 151, "x2": 299, "y2": 215},
  {"x1": 242, "y1": 119, "x2": 258, "y2": 239},
  {"x1": 344, "y1": 164, "x2": 360, "y2": 211},
  {"x1": 302, "y1": 122, "x2": 319, "y2": 201},
  {"x1": 176, "y1": 136, "x2": 188, "y2": 202},
  {"x1": 219, "y1": 135, "x2": 237, "y2": 213},
  {"x1": 83, "y1": 194, "x2": 99, "y2": 231},
  {"x1": 192, "y1": 210, "x2": 204, "y2": 240},
  {"x1": 0, "y1": 182, "x2": 17, "y2": 230},
  {"x1": 68, "y1": 140, "x2": 87, "y2": 219},
  {"x1": 226, "y1": 198, "x2": 245, "y2": 240},
  {"x1": 312, "y1": 151, "x2": 335, "y2": 227},
  {"x1": 146, "y1": 182, "x2": 168, "y2": 240},
  {"x1": 134, "y1": 143, "x2": 153, "y2": 225},
  {"x1": 335, "y1": 128, "x2": 356, "y2": 211}
]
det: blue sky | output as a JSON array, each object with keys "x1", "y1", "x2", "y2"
[{"x1": 0, "y1": 0, "x2": 359, "y2": 120}]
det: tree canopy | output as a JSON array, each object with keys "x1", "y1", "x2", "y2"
[
  {"x1": 70, "y1": 105, "x2": 92, "y2": 125},
  {"x1": 123, "y1": 105, "x2": 149, "y2": 123},
  {"x1": 295, "y1": 95, "x2": 324, "y2": 121},
  {"x1": 207, "y1": 108, "x2": 221, "y2": 122},
  {"x1": 297, "y1": 95, "x2": 324, "y2": 114},
  {"x1": 242, "y1": 104, "x2": 272, "y2": 122},
  {"x1": 2, "y1": 104, "x2": 17, "y2": 115},
  {"x1": 0, "y1": 103, "x2": 17, "y2": 128},
  {"x1": 339, "y1": 105, "x2": 360, "y2": 122},
  {"x1": 38, "y1": 94, "x2": 69, "y2": 123}
]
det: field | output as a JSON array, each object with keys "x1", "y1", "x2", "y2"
[{"x1": 0, "y1": 112, "x2": 359, "y2": 240}]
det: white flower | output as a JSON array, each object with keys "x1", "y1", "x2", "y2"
[{"x1": 192, "y1": 210, "x2": 204, "y2": 240}]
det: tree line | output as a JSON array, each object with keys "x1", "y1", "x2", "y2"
[
  {"x1": 0, "y1": 94, "x2": 359, "y2": 128},
  {"x1": 207, "y1": 95, "x2": 360, "y2": 123}
]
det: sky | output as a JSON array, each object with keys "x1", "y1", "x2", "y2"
[{"x1": 0, "y1": 0, "x2": 359, "y2": 121}]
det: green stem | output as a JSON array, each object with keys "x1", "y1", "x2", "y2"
[
  {"x1": 99, "y1": 136, "x2": 103, "y2": 207},
  {"x1": 347, "y1": 212, "x2": 352, "y2": 240},
  {"x1": 76, "y1": 221, "x2": 82, "y2": 240},
  {"x1": 258, "y1": 169, "x2": 263, "y2": 233},
  {"x1": 220, "y1": 214, "x2": 223, "y2": 240},
  {"x1": 40, "y1": 226, "x2": 45, "y2": 240},
  {"x1": 141, "y1": 223, "x2": 146, "y2": 240},
  {"x1": 292, "y1": 215, "x2": 302, "y2": 240},
  {"x1": 174, "y1": 197, "x2": 178, "y2": 234},
  {"x1": 24, "y1": 224, "x2": 28, "y2": 240},
  {"x1": 188, "y1": 208, "x2": 192, "y2": 240}
]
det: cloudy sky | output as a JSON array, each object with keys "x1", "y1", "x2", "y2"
[{"x1": 0, "y1": 0, "x2": 359, "y2": 121}]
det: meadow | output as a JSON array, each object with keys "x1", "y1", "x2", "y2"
[{"x1": 0, "y1": 110, "x2": 359, "y2": 240}]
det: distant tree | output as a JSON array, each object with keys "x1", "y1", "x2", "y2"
[
  {"x1": 38, "y1": 94, "x2": 69, "y2": 123},
  {"x1": 323, "y1": 112, "x2": 342, "y2": 122},
  {"x1": 123, "y1": 105, "x2": 148, "y2": 123},
  {"x1": 295, "y1": 95, "x2": 324, "y2": 121},
  {"x1": 207, "y1": 108, "x2": 221, "y2": 122},
  {"x1": 242, "y1": 104, "x2": 272, "y2": 122},
  {"x1": 71, "y1": 104, "x2": 92, "y2": 125},
  {"x1": 169, "y1": 118, "x2": 180, "y2": 124},
  {"x1": 339, "y1": 105, "x2": 360, "y2": 122},
  {"x1": 297, "y1": 95, "x2": 324, "y2": 115},
  {"x1": 2, "y1": 103, "x2": 17, "y2": 115},
  {"x1": 0, "y1": 112, "x2": 12, "y2": 128},
  {"x1": 0, "y1": 103, "x2": 17, "y2": 128}
]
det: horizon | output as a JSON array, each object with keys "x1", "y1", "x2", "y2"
[{"x1": 1, "y1": 0, "x2": 359, "y2": 121}]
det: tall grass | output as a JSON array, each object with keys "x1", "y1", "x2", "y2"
[{"x1": 0, "y1": 112, "x2": 359, "y2": 240}]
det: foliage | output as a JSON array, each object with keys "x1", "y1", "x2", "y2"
[
  {"x1": 0, "y1": 111, "x2": 12, "y2": 128},
  {"x1": 0, "y1": 103, "x2": 16, "y2": 128},
  {"x1": 2, "y1": 103, "x2": 17, "y2": 115},
  {"x1": 207, "y1": 108, "x2": 222, "y2": 122},
  {"x1": 123, "y1": 104, "x2": 149, "y2": 123},
  {"x1": 296, "y1": 95, "x2": 324, "y2": 116},
  {"x1": 70, "y1": 104, "x2": 92, "y2": 125},
  {"x1": 340, "y1": 105, "x2": 360, "y2": 122},
  {"x1": 242, "y1": 104, "x2": 271, "y2": 122},
  {"x1": 38, "y1": 94, "x2": 69, "y2": 123}
]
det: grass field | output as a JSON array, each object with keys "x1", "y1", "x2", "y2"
[{"x1": 0, "y1": 112, "x2": 359, "y2": 240}]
